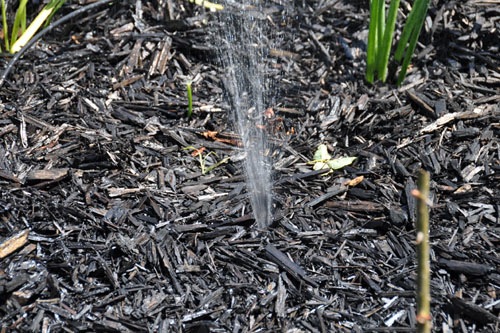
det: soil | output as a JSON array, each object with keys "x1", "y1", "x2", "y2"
[{"x1": 0, "y1": 0, "x2": 499, "y2": 332}]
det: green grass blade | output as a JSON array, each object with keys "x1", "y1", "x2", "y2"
[
  {"x1": 10, "y1": 0, "x2": 28, "y2": 51},
  {"x1": 375, "y1": 0, "x2": 385, "y2": 55},
  {"x1": 186, "y1": 81, "x2": 193, "y2": 118},
  {"x1": 1, "y1": 0, "x2": 8, "y2": 51},
  {"x1": 366, "y1": 0, "x2": 382, "y2": 83},
  {"x1": 397, "y1": 0, "x2": 429, "y2": 85},
  {"x1": 394, "y1": 0, "x2": 428, "y2": 62},
  {"x1": 394, "y1": 10, "x2": 416, "y2": 61},
  {"x1": 377, "y1": 0, "x2": 400, "y2": 82},
  {"x1": 20, "y1": 4, "x2": 26, "y2": 31},
  {"x1": 44, "y1": 0, "x2": 66, "y2": 27}
]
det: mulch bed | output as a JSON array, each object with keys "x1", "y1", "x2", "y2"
[{"x1": 0, "y1": 0, "x2": 499, "y2": 331}]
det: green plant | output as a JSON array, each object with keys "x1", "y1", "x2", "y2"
[
  {"x1": 184, "y1": 146, "x2": 229, "y2": 175},
  {"x1": 366, "y1": 0, "x2": 430, "y2": 86},
  {"x1": 307, "y1": 144, "x2": 356, "y2": 173},
  {"x1": 186, "y1": 80, "x2": 193, "y2": 118},
  {"x1": 1, "y1": 0, "x2": 66, "y2": 53}
]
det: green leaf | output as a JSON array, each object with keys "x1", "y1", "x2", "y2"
[
  {"x1": 10, "y1": 0, "x2": 66, "y2": 53},
  {"x1": 310, "y1": 144, "x2": 356, "y2": 171},
  {"x1": 396, "y1": 0, "x2": 430, "y2": 85},
  {"x1": 1, "y1": 0, "x2": 8, "y2": 51},
  {"x1": 366, "y1": 0, "x2": 382, "y2": 83},
  {"x1": 313, "y1": 144, "x2": 331, "y2": 161},
  {"x1": 326, "y1": 157, "x2": 357, "y2": 170},
  {"x1": 186, "y1": 80, "x2": 193, "y2": 118},
  {"x1": 377, "y1": 0, "x2": 401, "y2": 82}
]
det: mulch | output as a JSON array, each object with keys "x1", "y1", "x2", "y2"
[{"x1": 0, "y1": 0, "x2": 499, "y2": 332}]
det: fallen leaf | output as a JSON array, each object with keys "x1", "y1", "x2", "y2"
[
  {"x1": 201, "y1": 131, "x2": 219, "y2": 140},
  {"x1": 310, "y1": 144, "x2": 356, "y2": 171},
  {"x1": 191, "y1": 147, "x2": 206, "y2": 157},
  {"x1": 326, "y1": 156, "x2": 357, "y2": 170},
  {"x1": 313, "y1": 144, "x2": 331, "y2": 161}
]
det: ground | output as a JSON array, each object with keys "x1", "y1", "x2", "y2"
[{"x1": 0, "y1": 0, "x2": 499, "y2": 332}]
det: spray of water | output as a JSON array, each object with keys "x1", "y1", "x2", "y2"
[{"x1": 217, "y1": 1, "x2": 273, "y2": 228}]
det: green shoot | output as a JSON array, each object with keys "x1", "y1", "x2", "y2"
[
  {"x1": 186, "y1": 80, "x2": 193, "y2": 118},
  {"x1": 1, "y1": 0, "x2": 66, "y2": 54},
  {"x1": 394, "y1": 0, "x2": 430, "y2": 85},
  {"x1": 1, "y1": 0, "x2": 8, "y2": 51},
  {"x1": 366, "y1": 0, "x2": 383, "y2": 83},
  {"x1": 366, "y1": 0, "x2": 430, "y2": 85},
  {"x1": 377, "y1": 0, "x2": 400, "y2": 82},
  {"x1": 9, "y1": 0, "x2": 28, "y2": 52},
  {"x1": 366, "y1": 0, "x2": 400, "y2": 83},
  {"x1": 307, "y1": 144, "x2": 356, "y2": 174},
  {"x1": 184, "y1": 146, "x2": 229, "y2": 175}
]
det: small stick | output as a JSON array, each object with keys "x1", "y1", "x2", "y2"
[
  {"x1": 0, "y1": 0, "x2": 115, "y2": 88},
  {"x1": 412, "y1": 170, "x2": 432, "y2": 332}
]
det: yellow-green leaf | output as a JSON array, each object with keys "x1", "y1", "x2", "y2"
[
  {"x1": 326, "y1": 156, "x2": 357, "y2": 170},
  {"x1": 310, "y1": 144, "x2": 356, "y2": 171},
  {"x1": 313, "y1": 161, "x2": 329, "y2": 171},
  {"x1": 313, "y1": 144, "x2": 331, "y2": 161}
]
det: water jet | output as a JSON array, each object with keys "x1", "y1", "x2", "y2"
[{"x1": 216, "y1": 1, "x2": 276, "y2": 228}]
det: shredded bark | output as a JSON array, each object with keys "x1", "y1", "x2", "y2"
[{"x1": 0, "y1": 0, "x2": 499, "y2": 331}]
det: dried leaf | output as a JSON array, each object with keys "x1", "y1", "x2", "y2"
[{"x1": 344, "y1": 175, "x2": 364, "y2": 187}]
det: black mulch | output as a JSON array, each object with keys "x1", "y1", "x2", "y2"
[{"x1": 1, "y1": 0, "x2": 499, "y2": 332}]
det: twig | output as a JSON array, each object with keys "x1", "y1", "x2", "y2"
[{"x1": 412, "y1": 170, "x2": 432, "y2": 332}]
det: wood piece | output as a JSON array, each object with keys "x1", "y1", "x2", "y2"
[
  {"x1": 324, "y1": 200, "x2": 385, "y2": 212},
  {"x1": 0, "y1": 229, "x2": 29, "y2": 259},
  {"x1": 26, "y1": 169, "x2": 68, "y2": 182},
  {"x1": 450, "y1": 296, "x2": 500, "y2": 325},
  {"x1": 438, "y1": 258, "x2": 494, "y2": 276},
  {"x1": 264, "y1": 244, "x2": 318, "y2": 287}
]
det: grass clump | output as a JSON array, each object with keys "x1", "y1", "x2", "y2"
[
  {"x1": 366, "y1": 0, "x2": 430, "y2": 86},
  {"x1": 1, "y1": 0, "x2": 65, "y2": 54}
]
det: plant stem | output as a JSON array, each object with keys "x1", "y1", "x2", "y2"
[
  {"x1": 377, "y1": 0, "x2": 400, "y2": 82},
  {"x1": 10, "y1": 0, "x2": 28, "y2": 51},
  {"x1": 376, "y1": 0, "x2": 385, "y2": 55},
  {"x1": 396, "y1": 0, "x2": 429, "y2": 85},
  {"x1": 1, "y1": 0, "x2": 9, "y2": 51},
  {"x1": 186, "y1": 81, "x2": 193, "y2": 118},
  {"x1": 415, "y1": 170, "x2": 431, "y2": 333},
  {"x1": 366, "y1": 0, "x2": 382, "y2": 83}
]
